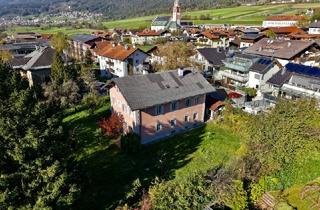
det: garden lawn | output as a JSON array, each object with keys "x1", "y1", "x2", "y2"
[{"x1": 63, "y1": 97, "x2": 241, "y2": 210}]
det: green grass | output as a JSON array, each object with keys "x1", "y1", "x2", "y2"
[
  {"x1": 5, "y1": 26, "x2": 96, "y2": 35},
  {"x1": 135, "y1": 44, "x2": 155, "y2": 52},
  {"x1": 268, "y1": 151, "x2": 320, "y2": 210},
  {"x1": 5, "y1": 3, "x2": 319, "y2": 33},
  {"x1": 63, "y1": 97, "x2": 241, "y2": 209},
  {"x1": 103, "y1": 3, "x2": 319, "y2": 29}
]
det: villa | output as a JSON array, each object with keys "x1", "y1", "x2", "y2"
[{"x1": 109, "y1": 69, "x2": 216, "y2": 144}]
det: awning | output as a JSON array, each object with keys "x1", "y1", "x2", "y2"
[{"x1": 209, "y1": 101, "x2": 227, "y2": 111}]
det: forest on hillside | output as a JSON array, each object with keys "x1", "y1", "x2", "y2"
[{"x1": 0, "y1": 0, "x2": 275, "y2": 19}]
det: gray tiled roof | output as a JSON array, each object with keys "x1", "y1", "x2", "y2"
[
  {"x1": 249, "y1": 57, "x2": 274, "y2": 74},
  {"x1": 197, "y1": 48, "x2": 227, "y2": 66},
  {"x1": 310, "y1": 21, "x2": 320, "y2": 28},
  {"x1": 241, "y1": 33, "x2": 264, "y2": 40},
  {"x1": 244, "y1": 38, "x2": 317, "y2": 60},
  {"x1": 70, "y1": 34, "x2": 98, "y2": 43},
  {"x1": 152, "y1": 16, "x2": 171, "y2": 26},
  {"x1": 267, "y1": 69, "x2": 292, "y2": 87},
  {"x1": 112, "y1": 70, "x2": 216, "y2": 110},
  {"x1": 10, "y1": 47, "x2": 56, "y2": 71}
]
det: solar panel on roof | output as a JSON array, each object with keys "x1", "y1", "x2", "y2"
[{"x1": 286, "y1": 63, "x2": 320, "y2": 78}]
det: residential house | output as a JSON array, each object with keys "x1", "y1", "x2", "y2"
[
  {"x1": 244, "y1": 38, "x2": 320, "y2": 66},
  {"x1": 109, "y1": 69, "x2": 216, "y2": 144},
  {"x1": 262, "y1": 16, "x2": 305, "y2": 27},
  {"x1": 9, "y1": 46, "x2": 66, "y2": 86},
  {"x1": 261, "y1": 26, "x2": 305, "y2": 39},
  {"x1": 0, "y1": 41, "x2": 49, "y2": 57},
  {"x1": 10, "y1": 32, "x2": 42, "y2": 43},
  {"x1": 239, "y1": 28, "x2": 264, "y2": 48},
  {"x1": 93, "y1": 31, "x2": 115, "y2": 40},
  {"x1": 183, "y1": 28, "x2": 202, "y2": 38},
  {"x1": 69, "y1": 34, "x2": 105, "y2": 61},
  {"x1": 240, "y1": 33, "x2": 265, "y2": 48},
  {"x1": 289, "y1": 32, "x2": 320, "y2": 41},
  {"x1": 309, "y1": 21, "x2": 320, "y2": 35},
  {"x1": 192, "y1": 47, "x2": 227, "y2": 75},
  {"x1": 146, "y1": 46, "x2": 165, "y2": 66},
  {"x1": 95, "y1": 42, "x2": 149, "y2": 77},
  {"x1": 220, "y1": 53, "x2": 259, "y2": 89},
  {"x1": 267, "y1": 63, "x2": 320, "y2": 100},
  {"x1": 247, "y1": 57, "x2": 281, "y2": 96},
  {"x1": 196, "y1": 31, "x2": 229, "y2": 48},
  {"x1": 131, "y1": 30, "x2": 169, "y2": 45}
]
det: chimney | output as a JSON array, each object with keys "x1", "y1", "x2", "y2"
[
  {"x1": 112, "y1": 42, "x2": 116, "y2": 48},
  {"x1": 178, "y1": 67, "x2": 184, "y2": 77},
  {"x1": 287, "y1": 41, "x2": 292, "y2": 48},
  {"x1": 124, "y1": 44, "x2": 129, "y2": 50}
]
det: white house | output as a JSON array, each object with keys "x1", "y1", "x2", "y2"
[
  {"x1": 196, "y1": 31, "x2": 229, "y2": 48},
  {"x1": 267, "y1": 63, "x2": 320, "y2": 100},
  {"x1": 192, "y1": 48, "x2": 227, "y2": 75},
  {"x1": 131, "y1": 30, "x2": 169, "y2": 45},
  {"x1": 95, "y1": 42, "x2": 149, "y2": 77},
  {"x1": 309, "y1": 21, "x2": 320, "y2": 35},
  {"x1": 248, "y1": 58, "x2": 281, "y2": 96},
  {"x1": 262, "y1": 16, "x2": 304, "y2": 27}
]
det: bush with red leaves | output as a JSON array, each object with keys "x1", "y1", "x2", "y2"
[{"x1": 99, "y1": 112, "x2": 124, "y2": 138}]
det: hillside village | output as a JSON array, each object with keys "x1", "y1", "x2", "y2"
[{"x1": 0, "y1": 0, "x2": 320, "y2": 209}]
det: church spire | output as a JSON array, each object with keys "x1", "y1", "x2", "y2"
[{"x1": 172, "y1": 0, "x2": 181, "y2": 25}]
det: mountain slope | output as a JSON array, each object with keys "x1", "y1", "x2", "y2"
[{"x1": 0, "y1": 0, "x2": 255, "y2": 19}]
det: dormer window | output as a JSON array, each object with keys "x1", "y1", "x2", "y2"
[
  {"x1": 185, "y1": 98, "x2": 191, "y2": 107},
  {"x1": 170, "y1": 101, "x2": 178, "y2": 111},
  {"x1": 155, "y1": 105, "x2": 164, "y2": 115}
]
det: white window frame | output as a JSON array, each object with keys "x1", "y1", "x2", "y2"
[
  {"x1": 155, "y1": 122, "x2": 162, "y2": 132},
  {"x1": 193, "y1": 112, "x2": 198, "y2": 121},
  {"x1": 170, "y1": 119, "x2": 177, "y2": 128},
  {"x1": 184, "y1": 115, "x2": 190, "y2": 122}
]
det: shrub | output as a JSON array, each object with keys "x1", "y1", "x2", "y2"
[{"x1": 99, "y1": 112, "x2": 124, "y2": 138}]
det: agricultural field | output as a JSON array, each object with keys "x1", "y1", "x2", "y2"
[
  {"x1": 4, "y1": 26, "x2": 96, "y2": 36},
  {"x1": 103, "y1": 3, "x2": 320, "y2": 29},
  {"x1": 4, "y1": 3, "x2": 319, "y2": 34}
]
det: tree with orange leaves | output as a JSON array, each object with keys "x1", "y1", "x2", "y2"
[{"x1": 99, "y1": 112, "x2": 124, "y2": 138}]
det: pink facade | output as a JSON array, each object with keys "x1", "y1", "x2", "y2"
[
  {"x1": 110, "y1": 84, "x2": 207, "y2": 144},
  {"x1": 110, "y1": 86, "x2": 138, "y2": 134}
]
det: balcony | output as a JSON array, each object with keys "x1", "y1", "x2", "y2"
[
  {"x1": 223, "y1": 59, "x2": 252, "y2": 73},
  {"x1": 281, "y1": 84, "x2": 320, "y2": 99},
  {"x1": 220, "y1": 70, "x2": 248, "y2": 83}
]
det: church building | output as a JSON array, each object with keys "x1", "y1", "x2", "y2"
[{"x1": 151, "y1": 0, "x2": 182, "y2": 31}]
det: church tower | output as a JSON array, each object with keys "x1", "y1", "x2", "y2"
[{"x1": 172, "y1": 0, "x2": 181, "y2": 25}]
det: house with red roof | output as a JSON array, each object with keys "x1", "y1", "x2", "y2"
[
  {"x1": 196, "y1": 30, "x2": 229, "y2": 48},
  {"x1": 94, "y1": 42, "x2": 149, "y2": 77},
  {"x1": 262, "y1": 16, "x2": 305, "y2": 27}
]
